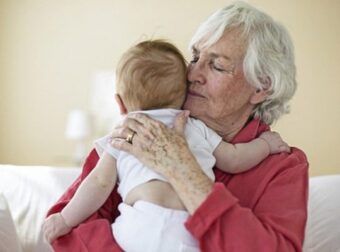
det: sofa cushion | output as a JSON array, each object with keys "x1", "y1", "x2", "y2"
[
  {"x1": 0, "y1": 165, "x2": 80, "y2": 252},
  {"x1": 303, "y1": 175, "x2": 340, "y2": 252},
  {"x1": 0, "y1": 193, "x2": 22, "y2": 252}
]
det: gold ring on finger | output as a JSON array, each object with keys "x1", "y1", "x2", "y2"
[{"x1": 126, "y1": 131, "x2": 136, "y2": 144}]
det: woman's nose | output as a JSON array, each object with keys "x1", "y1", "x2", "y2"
[{"x1": 187, "y1": 61, "x2": 205, "y2": 85}]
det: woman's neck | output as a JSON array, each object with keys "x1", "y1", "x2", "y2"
[{"x1": 205, "y1": 110, "x2": 252, "y2": 142}]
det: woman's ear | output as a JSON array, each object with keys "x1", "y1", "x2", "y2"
[
  {"x1": 115, "y1": 94, "x2": 128, "y2": 115},
  {"x1": 250, "y1": 88, "x2": 269, "y2": 105},
  {"x1": 250, "y1": 77, "x2": 271, "y2": 104}
]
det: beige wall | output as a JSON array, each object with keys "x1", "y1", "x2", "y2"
[{"x1": 0, "y1": 0, "x2": 339, "y2": 176}]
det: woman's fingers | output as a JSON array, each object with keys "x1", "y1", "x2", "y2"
[
  {"x1": 126, "y1": 113, "x2": 165, "y2": 138},
  {"x1": 111, "y1": 137, "x2": 134, "y2": 154},
  {"x1": 111, "y1": 116, "x2": 143, "y2": 139},
  {"x1": 111, "y1": 126, "x2": 131, "y2": 139},
  {"x1": 110, "y1": 112, "x2": 189, "y2": 162},
  {"x1": 174, "y1": 110, "x2": 189, "y2": 136},
  {"x1": 127, "y1": 113, "x2": 153, "y2": 126}
]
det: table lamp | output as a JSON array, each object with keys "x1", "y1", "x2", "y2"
[{"x1": 65, "y1": 109, "x2": 91, "y2": 165}]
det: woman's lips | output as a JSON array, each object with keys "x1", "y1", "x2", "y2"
[{"x1": 188, "y1": 89, "x2": 205, "y2": 98}]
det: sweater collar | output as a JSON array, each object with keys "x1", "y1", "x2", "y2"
[{"x1": 231, "y1": 118, "x2": 270, "y2": 144}]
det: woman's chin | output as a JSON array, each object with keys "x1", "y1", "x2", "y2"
[
  {"x1": 184, "y1": 97, "x2": 201, "y2": 111},
  {"x1": 183, "y1": 105, "x2": 203, "y2": 120}
]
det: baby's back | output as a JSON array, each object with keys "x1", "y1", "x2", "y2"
[{"x1": 124, "y1": 179, "x2": 186, "y2": 210}]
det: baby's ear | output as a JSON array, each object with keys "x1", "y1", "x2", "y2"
[{"x1": 114, "y1": 94, "x2": 128, "y2": 115}]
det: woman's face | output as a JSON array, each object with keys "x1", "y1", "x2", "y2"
[{"x1": 183, "y1": 29, "x2": 256, "y2": 130}]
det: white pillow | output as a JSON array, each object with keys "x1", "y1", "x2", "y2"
[
  {"x1": 303, "y1": 175, "x2": 340, "y2": 252},
  {"x1": 0, "y1": 193, "x2": 22, "y2": 252},
  {"x1": 0, "y1": 165, "x2": 80, "y2": 252}
]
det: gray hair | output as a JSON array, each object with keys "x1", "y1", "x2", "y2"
[{"x1": 189, "y1": 1, "x2": 297, "y2": 125}]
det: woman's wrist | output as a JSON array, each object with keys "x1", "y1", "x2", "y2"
[{"x1": 166, "y1": 152, "x2": 214, "y2": 214}]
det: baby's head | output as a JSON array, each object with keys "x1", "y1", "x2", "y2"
[{"x1": 115, "y1": 40, "x2": 187, "y2": 112}]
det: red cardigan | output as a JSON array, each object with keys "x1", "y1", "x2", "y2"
[{"x1": 47, "y1": 119, "x2": 308, "y2": 252}]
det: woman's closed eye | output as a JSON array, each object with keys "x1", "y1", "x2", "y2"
[
  {"x1": 210, "y1": 62, "x2": 225, "y2": 72},
  {"x1": 210, "y1": 60, "x2": 234, "y2": 74},
  {"x1": 190, "y1": 55, "x2": 199, "y2": 64},
  {"x1": 190, "y1": 54, "x2": 234, "y2": 74}
]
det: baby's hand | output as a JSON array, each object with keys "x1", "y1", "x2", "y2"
[
  {"x1": 42, "y1": 213, "x2": 72, "y2": 244},
  {"x1": 259, "y1": 131, "x2": 290, "y2": 154}
]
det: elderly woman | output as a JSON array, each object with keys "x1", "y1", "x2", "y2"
[{"x1": 47, "y1": 1, "x2": 308, "y2": 251}]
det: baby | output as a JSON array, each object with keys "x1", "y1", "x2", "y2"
[{"x1": 43, "y1": 40, "x2": 288, "y2": 252}]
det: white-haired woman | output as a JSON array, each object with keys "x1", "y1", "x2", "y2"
[{"x1": 47, "y1": 2, "x2": 308, "y2": 251}]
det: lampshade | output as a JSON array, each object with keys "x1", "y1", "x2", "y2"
[
  {"x1": 65, "y1": 109, "x2": 91, "y2": 140},
  {"x1": 90, "y1": 70, "x2": 121, "y2": 136}
]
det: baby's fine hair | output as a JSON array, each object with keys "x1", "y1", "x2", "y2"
[{"x1": 116, "y1": 40, "x2": 187, "y2": 111}]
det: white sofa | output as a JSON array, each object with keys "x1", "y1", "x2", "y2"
[
  {"x1": 0, "y1": 164, "x2": 339, "y2": 252},
  {"x1": 0, "y1": 165, "x2": 80, "y2": 252}
]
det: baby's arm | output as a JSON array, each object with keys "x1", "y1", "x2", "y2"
[
  {"x1": 213, "y1": 131, "x2": 290, "y2": 173},
  {"x1": 42, "y1": 152, "x2": 117, "y2": 243}
]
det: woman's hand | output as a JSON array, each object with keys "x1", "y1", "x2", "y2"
[
  {"x1": 110, "y1": 111, "x2": 214, "y2": 213},
  {"x1": 110, "y1": 111, "x2": 191, "y2": 178}
]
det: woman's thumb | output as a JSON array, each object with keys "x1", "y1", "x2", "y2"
[{"x1": 174, "y1": 110, "x2": 189, "y2": 135}]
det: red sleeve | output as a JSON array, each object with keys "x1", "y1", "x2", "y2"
[
  {"x1": 185, "y1": 151, "x2": 309, "y2": 252},
  {"x1": 46, "y1": 149, "x2": 123, "y2": 252}
]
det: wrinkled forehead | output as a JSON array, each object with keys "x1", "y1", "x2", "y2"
[
  {"x1": 190, "y1": 24, "x2": 247, "y2": 47},
  {"x1": 191, "y1": 28, "x2": 248, "y2": 62}
]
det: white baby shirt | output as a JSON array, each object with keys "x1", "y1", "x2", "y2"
[{"x1": 95, "y1": 108, "x2": 222, "y2": 201}]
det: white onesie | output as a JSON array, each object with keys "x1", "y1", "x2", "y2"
[
  {"x1": 94, "y1": 108, "x2": 222, "y2": 252},
  {"x1": 95, "y1": 108, "x2": 222, "y2": 201}
]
